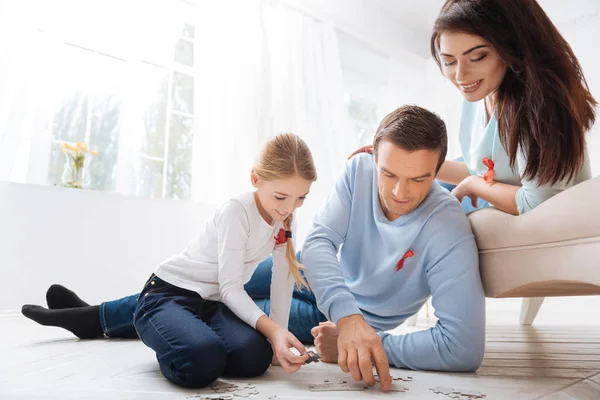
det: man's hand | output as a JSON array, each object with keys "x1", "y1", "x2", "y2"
[
  {"x1": 311, "y1": 321, "x2": 339, "y2": 363},
  {"x1": 336, "y1": 315, "x2": 391, "y2": 391}
]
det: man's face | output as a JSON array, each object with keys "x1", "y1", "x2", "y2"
[{"x1": 375, "y1": 140, "x2": 439, "y2": 220}]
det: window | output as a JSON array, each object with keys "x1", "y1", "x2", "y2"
[
  {"x1": 3, "y1": 0, "x2": 197, "y2": 199},
  {"x1": 345, "y1": 93, "x2": 381, "y2": 146},
  {"x1": 337, "y1": 30, "x2": 391, "y2": 147}
]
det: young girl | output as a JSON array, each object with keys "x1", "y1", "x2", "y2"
[
  {"x1": 22, "y1": 133, "x2": 313, "y2": 389},
  {"x1": 20, "y1": 135, "x2": 326, "y2": 356},
  {"x1": 130, "y1": 133, "x2": 316, "y2": 388}
]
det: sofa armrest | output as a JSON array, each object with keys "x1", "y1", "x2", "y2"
[{"x1": 468, "y1": 176, "x2": 600, "y2": 251}]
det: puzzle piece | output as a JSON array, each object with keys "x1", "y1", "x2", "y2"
[
  {"x1": 387, "y1": 382, "x2": 409, "y2": 392},
  {"x1": 374, "y1": 372, "x2": 413, "y2": 382},
  {"x1": 304, "y1": 350, "x2": 321, "y2": 364},
  {"x1": 430, "y1": 387, "x2": 486, "y2": 399},
  {"x1": 205, "y1": 380, "x2": 260, "y2": 398},
  {"x1": 431, "y1": 387, "x2": 456, "y2": 395},
  {"x1": 210, "y1": 380, "x2": 238, "y2": 393},
  {"x1": 308, "y1": 381, "x2": 369, "y2": 391},
  {"x1": 234, "y1": 392, "x2": 259, "y2": 398}
]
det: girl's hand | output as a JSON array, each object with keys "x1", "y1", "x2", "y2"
[
  {"x1": 451, "y1": 176, "x2": 479, "y2": 208},
  {"x1": 269, "y1": 329, "x2": 308, "y2": 374},
  {"x1": 347, "y1": 145, "x2": 374, "y2": 159},
  {"x1": 271, "y1": 353, "x2": 281, "y2": 366}
]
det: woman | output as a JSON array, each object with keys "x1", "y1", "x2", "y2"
[
  {"x1": 354, "y1": 0, "x2": 594, "y2": 214},
  {"x1": 434, "y1": 0, "x2": 594, "y2": 214}
]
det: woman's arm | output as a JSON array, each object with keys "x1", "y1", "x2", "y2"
[
  {"x1": 436, "y1": 160, "x2": 471, "y2": 185},
  {"x1": 453, "y1": 175, "x2": 519, "y2": 215}
]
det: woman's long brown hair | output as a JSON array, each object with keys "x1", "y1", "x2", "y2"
[{"x1": 431, "y1": 0, "x2": 596, "y2": 185}]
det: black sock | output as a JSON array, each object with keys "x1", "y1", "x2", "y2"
[
  {"x1": 46, "y1": 284, "x2": 90, "y2": 309},
  {"x1": 21, "y1": 305, "x2": 103, "y2": 339}
]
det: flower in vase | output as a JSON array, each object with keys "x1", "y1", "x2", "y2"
[{"x1": 60, "y1": 141, "x2": 98, "y2": 189}]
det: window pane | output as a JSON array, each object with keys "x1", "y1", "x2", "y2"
[
  {"x1": 345, "y1": 94, "x2": 379, "y2": 145},
  {"x1": 88, "y1": 56, "x2": 125, "y2": 192},
  {"x1": 182, "y1": 23, "x2": 195, "y2": 40},
  {"x1": 89, "y1": 94, "x2": 121, "y2": 192},
  {"x1": 46, "y1": 47, "x2": 126, "y2": 189},
  {"x1": 46, "y1": 46, "x2": 92, "y2": 186},
  {"x1": 171, "y1": 72, "x2": 194, "y2": 114},
  {"x1": 138, "y1": 65, "x2": 169, "y2": 158},
  {"x1": 174, "y1": 39, "x2": 194, "y2": 67},
  {"x1": 166, "y1": 115, "x2": 193, "y2": 200},
  {"x1": 133, "y1": 158, "x2": 163, "y2": 199}
]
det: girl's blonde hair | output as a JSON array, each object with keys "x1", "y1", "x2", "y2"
[{"x1": 253, "y1": 133, "x2": 316, "y2": 288}]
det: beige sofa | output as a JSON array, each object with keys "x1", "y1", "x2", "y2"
[{"x1": 468, "y1": 175, "x2": 600, "y2": 325}]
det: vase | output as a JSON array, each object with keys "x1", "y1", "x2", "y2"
[{"x1": 61, "y1": 153, "x2": 92, "y2": 189}]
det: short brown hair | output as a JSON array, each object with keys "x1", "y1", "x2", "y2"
[{"x1": 373, "y1": 105, "x2": 448, "y2": 172}]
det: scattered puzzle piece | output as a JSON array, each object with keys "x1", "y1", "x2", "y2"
[
  {"x1": 210, "y1": 380, "x2": 238, "y2": 393},
  {"x1": 387, "y1": 382, "x2": 409, "y2": 392},
  {"x1": 374, "y1": 372, "x2": 413, "y2": 383},
  {"x1": 309, "y1": 381, "x2": 369, "y2": 391},
  {"x1": 430, "y1": 387, "x2": 486, "y2": 399},
  {"x1": 194, "y1": 380, "x2": 261, "y2": 398},
  {"x1": 187, "y1": 395, "x2": 233, "y2": 400}
]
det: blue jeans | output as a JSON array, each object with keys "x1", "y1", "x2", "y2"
[
  {"x1": 133, "y1": 274, "x2": 273, "y2": 388},
  {"x1": 99, "y1": 253, "x2": 327, "y2": 343}
]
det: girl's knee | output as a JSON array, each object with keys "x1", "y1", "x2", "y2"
[
  {"x1": 227, "y1": 333, "x2": 272, "y2": 377},
  {"x1": 161, "y1": 339, "x2": 227, "y2": 388}
]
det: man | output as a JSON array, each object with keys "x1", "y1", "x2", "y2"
[{"x1": 302, "y1": 105, "x2": 485, "y2": 391}]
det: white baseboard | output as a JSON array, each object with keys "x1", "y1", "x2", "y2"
[{"x1": 0, "y1": 309, "x2": 20, "y2": 318}]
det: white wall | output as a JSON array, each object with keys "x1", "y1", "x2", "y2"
[
  {"x1": 0, "y1": 182, "x2": 216, "y2": 310},
  {"x1": 285, "y1": 0, "x2": 427, "y2": 60},
  {"x1": 287, "y1": 0, "x2": 429, "y2": 115}
]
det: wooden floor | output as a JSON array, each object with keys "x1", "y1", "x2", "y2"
[{"x1": 2, "y1": 310, "x2": 600, "y2": 400}]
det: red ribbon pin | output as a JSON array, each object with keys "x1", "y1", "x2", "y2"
[
  {"x1": 396, "y1": 250, "x2": 414, "y2": 272},
  {"x1": 274, "y1": 228, "x2": 287, "y2": 245},
  {"x1": 482, "y1": 157, "x2": 495, "y2": 183}
]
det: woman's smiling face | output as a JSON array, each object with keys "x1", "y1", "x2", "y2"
[{"x1": 438, "y1": 31, "x2": 507, "y2": 102}]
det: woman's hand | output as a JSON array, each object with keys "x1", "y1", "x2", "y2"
[
  {"x1": 347, "y1": 145, "x2": 374, "y2": 159},
  {"x1": 268, "y1": 328, "x2": 308, "y2": 373},
  {"x1": 451, "y1": 176, "x2": 479, "y2": 208}
]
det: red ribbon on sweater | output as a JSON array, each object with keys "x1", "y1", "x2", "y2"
[
  {"x1": 482, "y1": 157, "x2": 495, "y2": 183},
  {"x1": 396, "y1": 250, "x2": 414, "y2": 272}
]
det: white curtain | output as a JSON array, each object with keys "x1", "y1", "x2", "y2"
[
  {"x1": 192, "y1": 0, "x2": 350, "y2": 242},
  {"x1": 0, "y1": 9, "x2": 56, "y2": 184}
]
